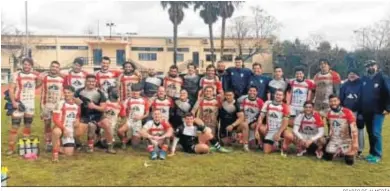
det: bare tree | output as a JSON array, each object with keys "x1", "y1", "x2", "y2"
[{"x1": 227, "y1": 5, "x2": 280, "y2": 62}]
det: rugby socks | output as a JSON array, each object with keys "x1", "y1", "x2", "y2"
[
  {"x1": 147, "y1": 145, "x2": 154, "y2": 152},
  {"x1": 22, "y1": 128, "x2": 31, "y2": 137},
  {"x1": 87, "y1": 139, "x2": 94, "y2": 150},
  {"x1": 8, "y1": 129, "x2": 18, "y2": 151},
  {"x1": 210, "y1": 138, "x2": 221, "y2": 150}
]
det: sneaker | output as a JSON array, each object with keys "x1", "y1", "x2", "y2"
[
  {"x1": 106, "y1": 145, "x2": 117, "y2": 154},
  {"x1": 86, "y1": 146, "x2": 94, "y2": 153},
  {"x1": 365, "y1": 154, "x2": 375, "y2": 161},
  {"x1": 150, "y1": 151, "x2": 158, "y2": 160},
  {"x1": 315, "y1": 150, "x2": 323, "y2": 159},
  {"x1": 367, "y1": 156, "x2": 381, "y2": 164},
  {"x1": 6, "y1": 150, "x2": 14, "y2": 156},
  {"x1": 243, "y1": 144, "x2": 250, "y2": 152},
  {"x1": 357, "y1": 152, "x2": 365, "y2": 160},
  {"x1": 159, "y1": 150, "x2": 167, "y2": 160},
  {"x1": 217, "y1": 147, "x2": 232, "y2": 153},
  {"x1": 209, "y1": 146, "x2": 218, "y2": 153},
  {"x1": 52, "y1": 154, "x2": 59, "y2": 162},
  {"x1": 121, "y1": 143, "x2": 127, "y2": 150},
  {"x1": 297, "y1": 149, "x2": 307, "y2": 157},
  {"x1": 45, "y1": 143, "x2": 53, "y2": 152}
]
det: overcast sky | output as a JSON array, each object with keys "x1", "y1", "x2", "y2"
[{"x1": 2, "y1": 0, "x2": 390, "y2": 50}]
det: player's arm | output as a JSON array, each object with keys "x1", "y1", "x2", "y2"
[
  {"x1": 170, "y1": 127, "x2": 182, "y2": 155},
  {"x1": 345, "y1": 110, "x2": 358, "y2": 154},
  {"x1": 232, "y1": 111, "x2": 245, "y2": 128},
  {"x1": 191, "y1": 99, "x2": 201, "y2": 116},
  {"x1": 277, "y1": 105, "x2": 290, "y2": 137},
  {"x1": 285, "y1": 84, "x2": 292, "y2": 105},
  {"x1": 292, "y1": 116, "x2": 304, "y2": 140},
  {"x1": 307, "y1": 80, "x2": 314, "y2": 102},
  {"x1": 332, "y1": 72, "x2": 342, "y2": 96},
  {"x1": 73, "y1": 89, "x2": 84, "y2": 106},
  {"x1": 8, "y1": 79, "x2": 17, "y2": 106},
  {"x1": 139, "y1": 126, "x2": 151, "y2": 139},
  {"x1": 52, "y1": 103, "x2": 65, "y2": 130},
  {"x1": 256, "y1": 101, "x2": 268, "y2": 129},
  {"x1": 161, "y1": 121, "x2": 174, "y2": 139},
  {"x1": 142, "y1": 99, "x2": 150, "y2": 120},
  {"x1": 35, "y1": 72, "x2": 44, "y2": 89}
]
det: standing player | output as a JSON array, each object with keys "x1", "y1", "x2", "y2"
[
  {"x1": 225, "y1": 57, "x2": 252, "y2": 98},
  {"x1": 63, "y1": 58, "x2": 89, "y2": 92},
  {"x1": 198, "y1": 64, "x2": 223, "y2": 98},
  {"x1": 95, "y1": 56, "x2": 122, "y2": 98},
  {"x1": 6, "y1": 58, "x2": 41, "y2": 155},
  {"x1": 313, "y1": 59, "x2": 341, "y2": 117},
  {"x1": 151, "y1": 86, "x2": 174, "y2": 121},
  {"x1": 182, "y1": 63, "x2": 200, "y2": 103},
  {"x1": 191, "y1": 86, "x2": 221, "y2": 136},
  {"x1": 292, "y1": 101, "x2": 326, "y2": 158},
  {"x1": 118, "y1": 84, "x2": 149, "y2": 148},
  {"x1": 41, "y1": 61, "x2": 65, "y2": 151},
  {"x1": 164, "y1": 65, "x2": 183, "y2": 99},
  {"x1": 170, "y1": 113, "x2": 231, "y2": 155},
  {"x1": 170, "y1": 89, "x2": 194, "y2": 129},
  {"x1": 218, "y1": 90, "x2": 245, "y2": 149},
  {"x1": 74, "y1": 75, "x2": 116, "y2": 154},
  {"x1": 216, "y1": 60, "x2": 228, "y2": 91},
  {"x1": 247, "y1": 62, "x2": 271, "y2": 101},
  {"x1": 256, "y1": 89, "x2": 293, "y2": 154},
  {"x1": 286, "y1": 67, "x2": 315, "y2": 126},
  {"x1": 240, "y1": 86, "x2": 264, "y2": 150},
  {"x1": 142, "y1": 68, "x2": 163, "y2": 104},
  {"x1": 323, "y1": 95, "x2": 358, "y2": 165},
  {"x1": 267, "y1": 66, "x2": 288, "y2": 101},
  {"x1": 140, "y1": 110, "x2": 173, "y2": 160},
  {"x1": 51, "y1": 86, "x2": 80, "y2": 162},
  {"x1": 117, "y1": 61, "x2": 142, "y2": 101}
]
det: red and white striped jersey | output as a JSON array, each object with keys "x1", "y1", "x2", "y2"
[
  {"x1": 95, "y1": 70, "x2": 122, "y2": 96},
  {"x1": 289, "y1": 79, "x2": 314, "y2": 107},
  {"x1": 294, "y1": 111, "x2": 324, "y2": 136},
  {"x1": 41, "y1": 75, "x2": 65, "y2": 106},
  {"x1": 143, "y1": 120, "x2": 171, "y2": 136},
  {"x1": 261, "y1": 101, "x2": 290, "y2": 132},
  {"x1": 199, "y1": 77, "x2": 222, "y2": 95},
  {"x1": 124, "y1": 97, "x2": 149, "y2": 120},
  {"x1": 11, "y1": 71, "x2": 39, "y2": 102},
  {"x1": 63, "y1": 70, "x2": 89, "y2": 91},
  {"x1": 152, "y1": 97, "x2": 173, "y2": 121},
  {"x1": 327, "y1": 107, "x2": 355, "y2": 140},
  {"x1": 52, "y1": 100, "x2": 80, "y2": 132},
  {"x1": 118, "y1": 73, "x2": 141, "y2": 101},
  {"x1": 163, "y1": 76, "x2": 183, "y2": 98},
  {"x1": 240, "y1": 97, "x2": 264, "y2": 124}
]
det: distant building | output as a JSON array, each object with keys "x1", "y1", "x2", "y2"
[{"x1": 1, "y1": 35, "x2": 273, "y2": 83}]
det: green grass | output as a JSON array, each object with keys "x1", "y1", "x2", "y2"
[{"x1": 2, "y1": 99, "x2": 390, "y2": 186}]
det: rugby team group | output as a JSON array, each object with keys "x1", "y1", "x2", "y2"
[{"x1": 5, "y1": 56, "x2": 390, "y2": 165}]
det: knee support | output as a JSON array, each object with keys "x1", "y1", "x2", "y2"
[
  {"x1": 11, "y1": 118, "x2": 22, "y2": 127},
  {"x1": 345, "y1": 155, "x2": 355, "y2": 166},
  {"x1": 88, "y1": 122, "x2": 97, "y2": 139},
  {"x1": 24, "y1": 117, "x2": 33, "y2": 125}
]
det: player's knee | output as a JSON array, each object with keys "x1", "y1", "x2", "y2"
[
  {"x1": 88, "y1": 122, "x2": 97, "y2": 137},
  {"x1": 52, "y1": 128, "x2": 62, "y2": 137},
  {"x1": 24, "y1": 117, "x2": 33, "y2": 126},
  {"x1": 323, "y1": 152, "x2": 334, "y2": 161},
  {"x1": 9, "y1": 128, "x2": 18, "y2": 136},
  {"x1": 195, "y1": 144, "x2": 209, "y2": 154},
  {"x1": 11, "y1": 117, "x2": 22, "y2": 127},
  {"x1": 345, "y1": 155, "x2": 355, "y2": 166}
]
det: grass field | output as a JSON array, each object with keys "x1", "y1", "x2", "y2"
[{"x1": 1, "y1": 99, "x2": 390, "y2": 186}]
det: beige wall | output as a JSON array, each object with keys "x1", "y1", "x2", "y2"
[{"x1": 1, "y1": 35, "x2": 273, "y2": 74}]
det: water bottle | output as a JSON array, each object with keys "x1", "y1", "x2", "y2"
[
  {"x1": 31, "y1": 138, "x2": 39, "y2": 155},
  {"x1": 18, "y1": 139, "x2": 26, "y2": 156},
  {"x1": 1, "y1": 167, "x2": 8, "y2": 187},
  {"x1": 25, "y1": 139, "x2": 31, "y2": 154}
]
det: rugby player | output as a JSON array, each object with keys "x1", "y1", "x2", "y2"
[
  {"x1": 267, "y1": 66, "x2": 288, "y2": 101},
  {"x1": 117, "y1": 61, "x2": 142, "y2": 101},
  {"x1": 182, "y1": 63, "x2": 200, "y2": 103},
  {"x1": 225, "y1": 57, "x2": 252, "y2": 98},
  {"x1": 256, "y1": 89, "x2": 293, "y2": 154},
  {"x1": 151, "y1": 86, "x2": 174, "y2": 121},
  {"x1": 198, "y1": 64, "x2": 223, "y2": 98},
  {"x1": 63, "y1": 58, "x2": 89, "y2": 92},
  {"x1": 6, "y1": 58, "x2": 41, "y2": 155},
  {"x1": 247, "y1": 62, "x2": 271, "y2": 101},
  {"x1": 51, "y1": 86, "x2": 80, "y2": 162},
  {"x1": 118, "y1": 84, "x2": 149, "y2": 148},
  {"x1": 292, "y1": 101, "x2": 326, "y2": 158},
  {"x1": 140, "y1": 110, "x2": 173, "y2": 160},
  {"x1": 142, "y1": 68, "x2": 163, "y2": 105},
  {"x1": 323, "y1": 95, "x2": 358, "y2": 165},
  {"x1": 170, "y1": 89, "x2": 194, "y2": 129},
  {"x1": 40, "y1": 61, "x2": 65, "y2": 151},
  {"x1": 95, "y1": 56, "x2": 122, "y2": 98},
  {"x1": 164, "y1": 65, "x2": 183, "y2": 99}
]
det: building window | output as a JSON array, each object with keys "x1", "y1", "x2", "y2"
[
  {"x1": 36, "y1": 45, "x2": 56, "y2": 50},
  {"x1": 60, "y1": 46, "x2": 88, "y2": 50},
  {"x1": 223, "y1": 48, "x2": 236, "y2": 53},
  {"x1": 206, "y1": 54, "x2": 217, "y2": 62},
  {"x1": 167, "y1": 47, "x2": 190, "y2": 52},
  {"x1": 241, "y1": 54, "x2": 252, "y2": 63},
  {"x1": 221, "y1": 55, "x2": 233, "y2": 62},
  {"x1": 93, "y1": 49, "x2": 103, "y2": 65},
  {"x1": 132, "y1": 47, "x2": 163, "y2": 52},
  {"x1": 1, "y1": 45, "x2": 22, "y2": 49},
  {"x1": 204, "y1": 48, "x2": 221, "y2": 52},
  {"x1": 176, "y1": 53, "x2": 184, "y2": 62},
  {"x1": 116, "y1": 50, "x2": 126, "y2": 66},
  {"x1": 139, "y1": 53, "x2": 157, "y2": 61}
]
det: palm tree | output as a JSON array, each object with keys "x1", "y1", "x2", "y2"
[
  {"x1": 161, "y1": 1, "x2": 191, "y2": 66},
  {"x1": 194, "y1": 1, "x2": 220, "y2": 65},
  {"x1": 218, "y1": 1, "x2": 242, "y2": 59}
]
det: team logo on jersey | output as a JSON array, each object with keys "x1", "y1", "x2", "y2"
[
  {"x1": 24, "y1": 82, "x2": 33, "y2": 88},
  {"x1": 106, "y1": 109, "x2": 116, "y2": 116},
  {"x1": 132, "y1": 106, "x2": 140, "y2": 112},
  {"x1": 269, "y1": 112, "x2": 278, "y2": 118},
  {"x1": 240, "y1": 73, "x2": 244, "y2": 78},
  {"x1": 245, "y1": 108, "x2": 256, "y2": 114},
  {"x1": 260, "y1": 79, "x2": 263, "y2": 84},
  {"x1": 374, "y1": 83, "x2": 379, "y2": 88},
  {"x1": 102, "y1": 80, "x2": 112, "y2": 87},
  {"x1": 293, "y1": 89, "x2": 304, "y2": 95},
  {"x1": 231, "y1": 72, "x2": 234, "y2": 76},
  {"x1": 203, "y1": 108, "x2": 213, "y2": 114},
  {"x1": 363, "y1": 82, "x2": 366, "y2": 86},
  {"x1": 73, "y1": 80, "x2": 82, "y2": 86},
  {"x1": 66, "y1": 112, "x2": 76, "y2": 118},
  {"x1": 332, "y1": 120, "x2": 341, "y2": 128},
  {"x1": 167, "y1": 84, "x2": 177, "y2": 89},
  {"x1": 48, "y1": 84, "x2": 59, "y2": 90},
  {"x1": 303, "y1": 126, "x2": 314, "y2": 131}
]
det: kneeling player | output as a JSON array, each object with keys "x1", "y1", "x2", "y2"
[
  {"x1": 170, "y1": 113, "x2": 231, "y2": 155},
  {"x1": 140, "y1": 110, "x2": 173, "y2": 160},
  {"x1": 255, "y1": 89, "x2": 293, "y2": 154},
  {"x1": 118, "y1": 84, "x2": 149, "y2": 148},
  {"x1": 323, "y1": 95, "x2": 358, "y2": 165},
  {"x1": 51, "y1": 86, "x2": 80, "y2": 161},
  {"x1": 104, "y1": 86, "x2": 127, "y2": 146},
  {"x1": 292, "y1": 101, "x2": 325, "y2": 158}
]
